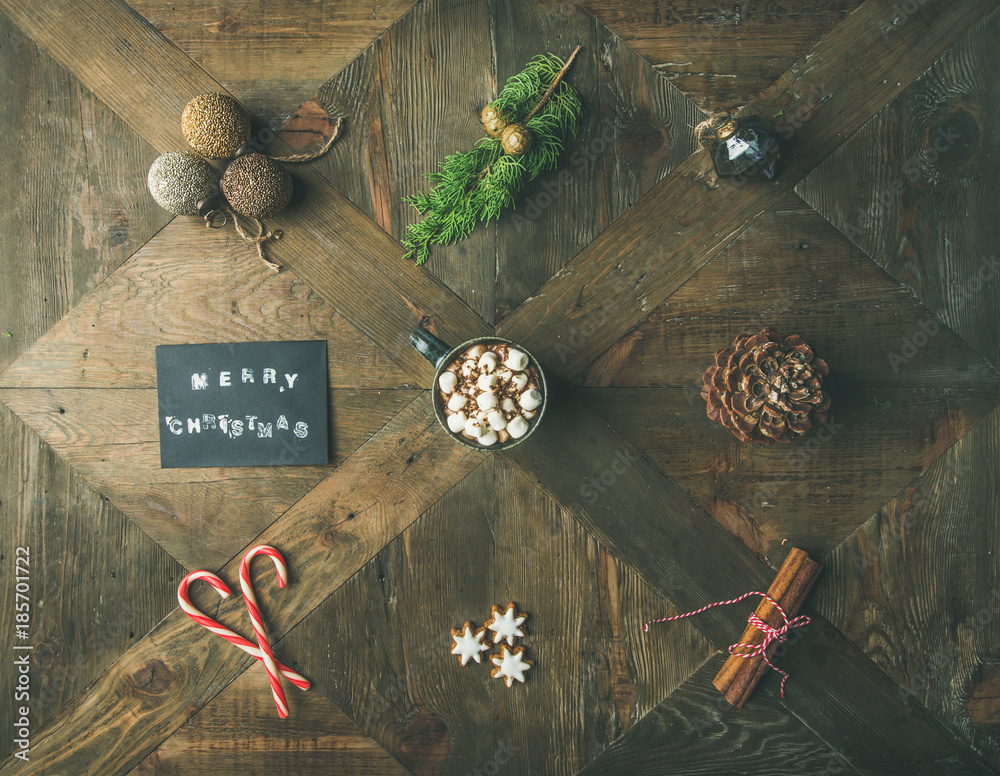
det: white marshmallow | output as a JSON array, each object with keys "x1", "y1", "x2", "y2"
[
  {"x1": 438, "y1": 371, "x2": 458, "y2": 394},
  {"x1": 496, "y1": 367, "x2": 513, "y2": 382},
  {"x1": 466, "y1": 345, "x2": 485, "y2": 359},
  {"x1": 522, "y1": 409, "x2": 536, "y2": 420},
  {"x1": 507, "y1": 415, "x2": 530, "y2": 439},
  {"x1": 464, "y1": 417, "x2": 487, "y2": 438},
  {"x1": 519, "y1": 389, "x2": 543, "y2": 411},
  {"x1": 478, "y1": 351, "x2": 499, "y2": 373},
  {"x1": 477, "y1": 372, "x2": 500, "y2": 392},
  {"x1": 460, "y1": 359, "x2": 477, "y2": 378},
  {"x1": 478, "y1": 429, "x2": 499, "y2": 446},
  {"x1": 447, "y1": 411, "x2": 467, "y2": 433},
  {"x1": 487, "y1": 410, "x2": 507, "y2": 431},
  {"x1": 504, "y1": 349, "x2": 529, "y2": 371},
  {"x1": 476, "y1": 391, "x2": 498, "y2": 411},
  {"x1": 511, "y1": 372, "x2": 529, "y2": 391},
  {"x1": 447, "y1": 393, "x2": 467, "y2": 412},
  {"x1": 501, "y1": 397, "x2": 517, "y2": 413}
]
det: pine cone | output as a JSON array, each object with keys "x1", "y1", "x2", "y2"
[{"x1": 700, "y1": 328, "x2": 831, "y2": 444}]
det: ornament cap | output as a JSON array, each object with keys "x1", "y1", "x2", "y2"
[{"x1": 717, "y1": 120, "x2": 738, "y2": 140}]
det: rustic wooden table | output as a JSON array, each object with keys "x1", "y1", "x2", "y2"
[{"x1": 1, "y1": 1, "x2": 999, "y2": 774}]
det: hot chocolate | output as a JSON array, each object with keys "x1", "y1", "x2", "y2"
[{"x1": 437, "y1": 342, "x2": 543, "y2": 447}]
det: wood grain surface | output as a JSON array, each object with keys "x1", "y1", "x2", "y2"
[
  {"x1": 573, "y1": 194, "x2": 1000, "y2": 562},
  {"x1": 282, "y1": 456, "x2": 713, "y2": 775},
  {"x1": 579, "y1": 0, "x2": 864, "y2": 111},
  {"x1": 128, "y1": 665, "x2": 411, "y2": 776},
  {"x1": 499, "y1": 0, "x2": 997, "y2": 382},
  {"x1": 0, "y1": 397, "x2": 484, "y2": 775},
  {"x1": 815, "y1": 405, "x2": 1000, "y2": 769},
  {"x1": 503, "y1": 396, "x2": 998, "y2": 775},
  {"x1": 579, "y1": 655, "x2": 860, "y2": 776},
  {"x1": 0, "y1": 0, "x2": 998, "y2": 773},
  {"x1": 797, "y1": 10, "x2": 1000, "y2": 369},
  {"x1": 0, "y1": 0, "x2": 492, "y2": 386},
  {"x1": 126, "y1": 0, "x2": 418, "y2": 122},
  {"x1": 0, "y1": 9, "x2": 171, "y2": 375},
  {"x1": 0, "y1": 402, "x2": 184, "y2": 757}
]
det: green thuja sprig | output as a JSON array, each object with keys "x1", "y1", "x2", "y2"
[{"x1": 403, "y1": 47, "x2": 583, "y2": 265}]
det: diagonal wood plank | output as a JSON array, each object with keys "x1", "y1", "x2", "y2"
[
  {"x1": 0, "y1": 0, "x2": 491, "y2": 387},
  {"x1": 0, "y1": 386, "x2": 419, "y2": 570},
  {"x1": 573, "y1": 193, "x2": 1000, "y2": 562},
  {"x1": 282, "y1": 457, "x2": 713, "y2": 775},
  {"x1": 796, "y1": 10, "x2": 1000, "y2": 369},
  {"x1": 0, "y1": 9, "x2": 171, "y2": 374},
  {"x1": 579, "y1": 0, "x2": 864, "y2": 112},
  {"x1": 815, "y1": 405, "x2": 1000, "y2": 770},
  {"x1": 125, "y1": 0, "x2": 418, "y2": 122},
  {"x1": 0, "y1": 218, "x2": 422, "y2": 569},
  {"x1": 502, "y1": 399, "x2": 998, "y2": 775},
  {"x1": 128, "y1": 661, "x2": 411, "y2": 776},
  {"x1": 0, "y1": 402, "x2": 184, "y2": 756},
  {"x1": 0, "y1": 396, "x2": 485, "y2": 775},
  {"x1": 491, "y1": 0, "x2": 702, "y2": 320},
  {"x1": 498, "y1": 0, "x2": 998, "y2": 382},
  {"x1": 578, "y1": 655, "x2": 862, "y2": 776}
]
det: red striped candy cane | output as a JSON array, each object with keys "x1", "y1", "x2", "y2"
[
  {"x1": 240, "y1": 545, "x2": 290, "y2": 718},
  {"x1": 177, "y1": 570, "x2": 310, "y2": 690}
]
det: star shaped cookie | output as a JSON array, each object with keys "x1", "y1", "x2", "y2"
[
  {"x1": 490, "y1": 644, "x2": 533, "y2": 687},
  {"x1": 485, "y1": 602, "x2": 527, "y2": 646},
  {"x1": 451, "y1": 621, "x2": 490, "y2": 666}
]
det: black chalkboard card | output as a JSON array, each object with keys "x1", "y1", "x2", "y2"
[{"x1": 155, "y1": 340, "x2": 329, "y2": 468}]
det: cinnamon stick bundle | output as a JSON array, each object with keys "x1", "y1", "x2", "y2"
[{"x1": 712, "y1": 547, "x2": 821, "y2": 708}]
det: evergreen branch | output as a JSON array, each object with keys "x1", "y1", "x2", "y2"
[{"x1": 402, "y1": 47, "x2": 583, "y2": 265}]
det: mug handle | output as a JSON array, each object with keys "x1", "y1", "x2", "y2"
[{"x1": 409, "y1": 327, "x2": 452, "y2": 370}]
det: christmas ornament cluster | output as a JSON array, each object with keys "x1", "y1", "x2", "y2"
[{"x1": 147, "y1": 93, "x2": 294, "y2": 222}]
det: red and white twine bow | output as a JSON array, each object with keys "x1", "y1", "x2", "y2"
[
  {"x1": 177, "y1": 546, "x2": 306, "y2": 718},
  {"x1": 643, "y1": 591, "x2": 810, "y2": 698}
]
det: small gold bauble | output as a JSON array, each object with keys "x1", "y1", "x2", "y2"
[
  {"x1": 480, "y1": 105, "x2": 509, "y2": 138},
  {"x1": 182, "y1": 93, "x2": 251, "y2": 159},
  {"x1": 500, "y1": 124, "x2": 533, "y2": 156},
  {"x1": 221, "y1": 153, "x2": 293, "y2": 218}
]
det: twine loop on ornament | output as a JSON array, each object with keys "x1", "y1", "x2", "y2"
[
  {"x1": 643, "y1": 591, "x2": 811, "y2": 698},
  {"x1": 198, "y1": 198, "x2": 229, "y2": 229},
  {"x1": 228, "y1": 205, "x2": 284, "y2": 273}
]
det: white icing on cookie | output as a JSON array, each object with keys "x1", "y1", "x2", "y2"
[
  {"x1": 486, "y1": 603, "x2": 526, "y2": 646},
  {"x1": 451, "y1": 623, "x2": 490, "y2": 666},
  {"x1": 491, "y1": 646, "x2": 532, "y2": 687}
]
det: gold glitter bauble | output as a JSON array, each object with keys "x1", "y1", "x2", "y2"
[
  {"x1": 500, "y1": 124, "x2": 533, "y2": 156},
  {"x1": 480, "y1": 105, "x2": 508, "y2": 138},
  {"x1": 182, "y1": 93, "x2": 251, "y2": 159},
  {"x1": 221, "y1": 153, "x2": 293, "y2": 218}
]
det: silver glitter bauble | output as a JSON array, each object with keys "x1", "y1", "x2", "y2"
[{"x1": 147, "y1": 152, "x2": 220, "y2": 215}]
